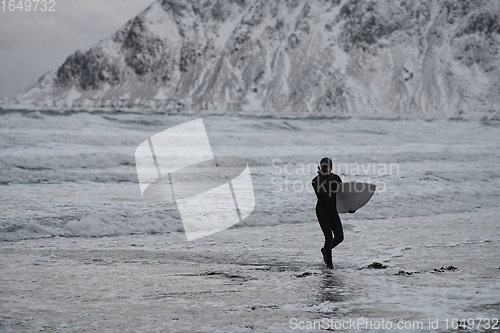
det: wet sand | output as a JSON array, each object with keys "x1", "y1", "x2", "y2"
[{"x1": 1, "y1": 210, "x2": 499, "y2": 332}]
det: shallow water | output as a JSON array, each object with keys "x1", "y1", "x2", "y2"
[{"x1": 1, "y1": 210, "x2": 499, "y2": 332}]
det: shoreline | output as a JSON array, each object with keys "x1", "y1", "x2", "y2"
[{"x1": 1, "y1": 210, "x2": 499, "y2": 332}]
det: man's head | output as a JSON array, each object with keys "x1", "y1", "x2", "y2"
[{"x1": 320, "y1": 157, "x2": 333, "y2": 175}]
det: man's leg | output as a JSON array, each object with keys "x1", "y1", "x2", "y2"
[
  {"x1": 330, "y1": 212, "x2": 344, "y2": 249},
  {"x1": 317, "y1": 208, "x2": 334, "y2": 267}
]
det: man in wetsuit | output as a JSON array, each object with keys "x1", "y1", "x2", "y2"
[{"x1": 311, "y1": 157, "x2": 344, "y2": 269}]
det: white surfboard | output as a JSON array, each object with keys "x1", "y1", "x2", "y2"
[{"x1": 337, "y1": 182, "x2": 376, "y2": 214}]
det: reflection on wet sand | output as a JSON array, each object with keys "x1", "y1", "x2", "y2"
[{"x1": 318, "y1": 271, "x2": 345, "y2": 303}]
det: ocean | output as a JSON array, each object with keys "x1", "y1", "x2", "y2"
[
  {"x1": 1, "y1": 110, "x2": 499, "y2": 241},
  {"x1": 2, "y1": 110, "x2": 500, "y2": 331}
]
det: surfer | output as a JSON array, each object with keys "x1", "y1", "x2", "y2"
[{"x1": 311, "y1": 157, "x2": 345, "y2": 269}]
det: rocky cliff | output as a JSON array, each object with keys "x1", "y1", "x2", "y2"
[{"x1": 2, "y1": 0, "x2": 499, "y2": 118}]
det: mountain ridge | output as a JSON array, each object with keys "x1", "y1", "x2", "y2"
[{"x1": 2, "y1": 0, "x2": 499, "y2": 119}]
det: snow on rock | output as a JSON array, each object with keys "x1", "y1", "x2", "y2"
[{"x1": 1, "y1": 0, "x2": 499, "y2": 119}]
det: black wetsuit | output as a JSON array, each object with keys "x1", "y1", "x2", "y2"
[{"x1": 311, "y1": 172, "x2": 344, "y2": 267}]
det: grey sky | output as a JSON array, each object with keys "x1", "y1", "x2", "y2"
[{"x1": 0, "y1": 0, "x2": 154, "y2": 98}]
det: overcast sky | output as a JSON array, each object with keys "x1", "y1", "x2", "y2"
[{"x1": 0, "y1": 0, "x2": 155, "y2": 98}]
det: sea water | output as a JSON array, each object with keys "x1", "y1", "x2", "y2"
[{"x1": 1, "y1": 110, "x2": 499, "y2": 241}]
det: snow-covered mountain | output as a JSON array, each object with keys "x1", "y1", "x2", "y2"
[{"x1": 2, "y1": 0, "x2": 499, "y2": 118}]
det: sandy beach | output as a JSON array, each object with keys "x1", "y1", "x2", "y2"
[{"x1": 2, "y1": 209, "x2": 499, "y2": 332}]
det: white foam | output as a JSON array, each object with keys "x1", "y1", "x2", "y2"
[{"x1": 1, "y1": 113, "x2": 499, "y2": 240}]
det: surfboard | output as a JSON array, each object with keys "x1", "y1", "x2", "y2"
[{"x1": 336, "y1": 182, "x2": 376, "y2": 214}]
